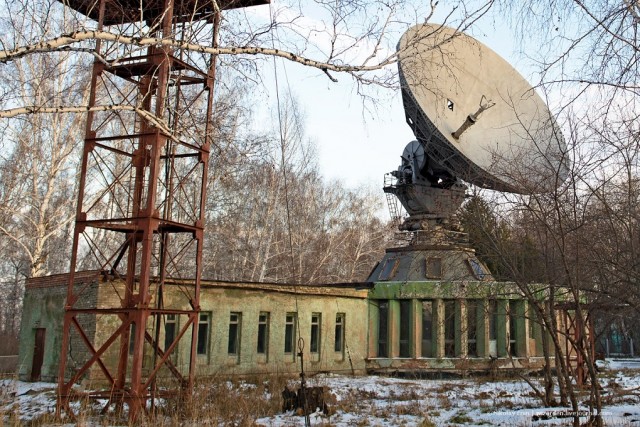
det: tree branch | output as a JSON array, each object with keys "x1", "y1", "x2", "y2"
[
  {"x1": 0, "y1": 30, "x2": 400, "y2": 74},
  {"x1": 0, "y1": 104, "x2": 177, "y2": 139}
]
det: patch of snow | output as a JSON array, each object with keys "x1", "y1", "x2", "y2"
[{"x1": 3, "y1": 358, "x2": 640, "y2": 426}]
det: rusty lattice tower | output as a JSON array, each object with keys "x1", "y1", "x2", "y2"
[{"x1": 56, "y1": 0, "x2": 268, "y2": 420}]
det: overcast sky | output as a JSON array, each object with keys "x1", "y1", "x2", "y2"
[{"x1": 247, "y1": 2, "x2": 525, "y2": 190}]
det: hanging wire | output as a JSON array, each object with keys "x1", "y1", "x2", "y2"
[
  {"x1": 269, "y1": 2, "x2": 299, "y2": 322},
  {"x1": 269, "y1": 4, "x2": 310, "y2": 426}
]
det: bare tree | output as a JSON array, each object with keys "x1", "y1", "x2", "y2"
[
  {"x1": 0, "y1": 0, "x2": 497, "y2": 109},
  {"x1": 203, "y1": 95, "x2": 391, "y2": 284}
]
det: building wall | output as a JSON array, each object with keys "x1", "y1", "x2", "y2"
[
  {"x1": 19, "y1": 275, "x2": 369, "y2": 383},
  {"x1": 18, "y1": 271, "x2": 100, "y2": 382},
  {"x1": 18, "y1": 272, "x2": 567, "y2": 383},
  {"x1": 366, "y1": 281, "x2": 552, "y2": 373},
  {"x1": 188, "y1": 285, "x2": 369, "y2": 376}
]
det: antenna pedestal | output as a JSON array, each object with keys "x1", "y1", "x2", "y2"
[{"x1": 383, "y1": 140, "x2": 467, "y2": 238}]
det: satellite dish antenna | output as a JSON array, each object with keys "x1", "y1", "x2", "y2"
[{"x1": 386, "y1": 23, "x2": 569, "y2": 230}]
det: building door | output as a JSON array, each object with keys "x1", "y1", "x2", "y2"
[{"x1": 30, "y1": 328, "x2": 46, "y2": 381}]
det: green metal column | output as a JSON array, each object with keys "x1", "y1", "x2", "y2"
[
  {"x1": 389, "y1": 299, "x2": 400, "y2": 358},
  {"x1": 412, "y1": 299, "x2": 422, "y2": 358},
  {"x1": 434, "y1": 299, "x2": 444, "y2": 358},
  {"x1": 455, "y1": 299, "x2": 466, "y2": 357},
  {"x1": 497, "y1": 299, "x2": 509, "y2": 357}
]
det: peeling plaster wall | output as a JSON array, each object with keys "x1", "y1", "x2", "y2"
[
  {"x1": 191, "y1": 285, "x2": 369, "y2": 376},
  {"x1": 19, "y1": 275, "x2": 370, "y2": 383},
  {"x1": 18, "y1": 272, "x2": 99, "y2": 382},
  {"x1": 18, "y1": 272, "x2": 569, "y2": 383}
]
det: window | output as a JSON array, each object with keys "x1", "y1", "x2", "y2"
[
  {"x1": 197, "y1": 312, "x2": 210, "y2": 355},
  {"x1": 164, "y1": 314, "x2": 177, "y2": 352},
  {"x1": 377, "y1": 301, "x2": 389, "y2": 357},
  {"x1": 425, "y1": 257, "x2": 442, "y2": 279},
  {"x1": 488, "y1": 300, "x2": 498, "y2": 357},
  {"x1": 128, "y1": 322, "x2": 136, "y2": 355},
  {"x1": 284, "y1": 313, "x2": 297, "y2": 354},
  {"x1": 310, "y1": 313, "x2": 321, "y2": 353},
  {"x1": 228, "y1": 312, "x2": 241, "y2": 355},
  {"x1": 378, "y1": 259, "x2": 399, "y2": 281},
  {"x1": 257, "y1": 312, "x2": 269, "y2": 354},
  {"x1": 508, "y1": 301, "x2": 517, "y2": 356},
  {"x1": 444, "y1": 301, "x2": 456, "y2": 357},
  {"x1": 467, "y1": 258, "x2": 488, "y2": 280},
  {"x1": 399, "y1": 300, "x2": 411, "y2": 357},
  {"x1": 467, "y1": 300, "x2": 478, "y2": 357},
  {"x1": 421, "y1": 301, "x2": 433, "y2": 357},
  {"x1": 334, "y1": 313, "x2": 345, "y2": 352},
  {"x1": 488, "y1": 300, "x2": 497, "y2": 340}
]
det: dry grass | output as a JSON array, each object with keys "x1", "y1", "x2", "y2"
[
  {"x1": 5, "y1": 372, "x2": 638, "y2": 426},
  {"x1": 2, "y1": 373, "x2": 296, "y2": 426},
  {"x1": 150, "y1": 373, "x2": 294, "y2": 426}
]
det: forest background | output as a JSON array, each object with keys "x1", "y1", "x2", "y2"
[{"x1": 0, "y1": 0, "x2": 638, "y2": 396}]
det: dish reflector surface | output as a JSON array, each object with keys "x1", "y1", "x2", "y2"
[{"x1": 398, "y1": 24, "x2": 568, "y2": 194}]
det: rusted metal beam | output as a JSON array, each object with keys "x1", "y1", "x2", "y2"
[{"x1": 55, "y1": 0, "x2": 257, "y2": 420}]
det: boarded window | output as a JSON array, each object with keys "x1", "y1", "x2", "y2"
[
  {"x1": 425, "y1": 257, "x2": 442, "y2": 279},
  {"x1": 444, "y1": 301, "x2": 456, "y2": 357},
  {"x1": 164, "y1": 314, "x2": 177, "y2": 352},
  {"x1": 488, "y1": 300, "x2": 498, "y2": 357},
  {"x1": 467, "y1": 300, "x2": 478, "y2": 357},
  {"x1": 488, "y1": 300, "x2": 497, "y2": 340},
  {"x1": 399, "y1": 300, "x2": 411, "y2": 357},
  {"x1": 508, "y1": 301, "x2": 517, "y2": 356},
  {"x1": 128, "y1": 323, "x2": 136, "y2": 355}
]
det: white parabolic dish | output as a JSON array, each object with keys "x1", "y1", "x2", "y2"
[{"x1": 398, "y1": 23, "x2": 569, "y2": 194}]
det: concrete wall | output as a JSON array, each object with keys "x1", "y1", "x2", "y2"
[
  {"x1": 87, "y1": 281, "x2": 370, "y2": 381},
  {"x1": 18, "y1": 272, "x2": 568, "y2": 382},
  {"x1": 366, "y1": 281, "x2": 552, "y2": 374},
  {"x1": 20, "y1": 275, "x2": 370, "y2": 384},
  {"x1": 189, "y1": 285, "x2": 369, "y2": 376},
  {"x1": 18, "y1": 272, "x2": 100, "y2": 382}
]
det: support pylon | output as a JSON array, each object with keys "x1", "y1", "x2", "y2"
[{"x1": 56, "y1": 0, "x2": 268, "y2": 421}]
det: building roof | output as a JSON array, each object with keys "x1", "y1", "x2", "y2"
[
  {"x1": 25, "y1": 270, "x2": 371, "y2": 298},
  {"x1": 58, "y1": 0, "x2": 269, "y2": 25}
]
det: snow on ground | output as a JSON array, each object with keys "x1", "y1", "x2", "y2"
[
  {"x1": 0, "y1": 380, "x2": 59, "y2": 422},
  {"x1": 1, "y1": 359, "x2": 640, "y2": 426},
  {"x1": 257, "y1": 360, "x2": 640, "y2": 426}
]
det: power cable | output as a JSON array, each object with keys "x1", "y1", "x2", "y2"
[{"x1": 269, "y1": 4, "x2": 309, "y2": 425}]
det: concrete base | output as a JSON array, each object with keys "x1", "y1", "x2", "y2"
[{"x1": 365, "y1": 356, "x2": 549, "y2": 375}]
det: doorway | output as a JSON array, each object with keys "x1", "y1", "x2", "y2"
[{"x1": 30, "y1": 328, "x2": 46, "y2": 381}]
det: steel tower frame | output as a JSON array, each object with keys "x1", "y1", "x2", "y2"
[{"x1": 56, "y1": 0, "x2": 268, "y2": 420}]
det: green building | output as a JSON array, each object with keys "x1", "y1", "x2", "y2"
[{"x1": 18, "y1": 227, "x2": 557, "y2": 384}]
